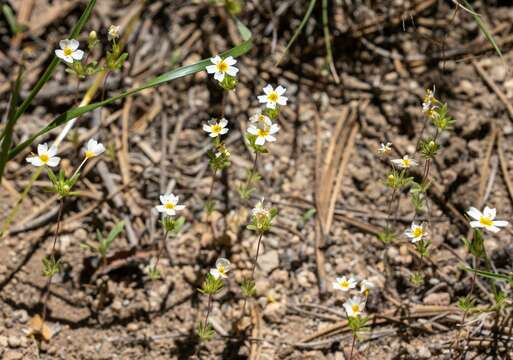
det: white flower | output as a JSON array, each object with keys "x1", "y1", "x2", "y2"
[
  {"x1": 210, "y1": 258, "x2": 231, "y2": 279},
  {"x1": 333, "y1": 276, "x2": 357, "y2": 292},
  {"x1": 252, "y1": 199, "x2": 269, "y2": 218},
  {"x1": 247, "y1": 122, "x2": 280, "y2": 146},
  {"x1": 108, "y1": 25, "x2": 120, "y2": 41},
  {"x1": 258, "y1": 85, "x2": 288, "y2": 109},
  {"x1": 155, "y1": 193, "x2": 185, "y2": 217},
  {"x1": 250, "y1": 112, "x2": 272, "y2": 126},
  {"x1": 205, "y1": 55, "x2": 238, "y2": 82},
  {"x1": 202, "y1": 118, "x2": 229, "y2": 138},
  {"x1": 360, "y1": 280, "x2": 374, "y2": 296},
  {"x1": 84, "y1": 139, "x2": 105, "y2": 159},
  {"x1": 55, "y1": 39, "x2": 84, "y2": 64},
  {"x1": 422, "y1": 87, "x2": 437, "y2": 114},
  {"x1": 467, "y1": 206, "x2": 509, "y2": 233},
  {"x1": 405, "y1": 222, "x2": 427, "y2": 243},
  {"x1": 26, "y1": 143, "x2": 60, "y2": 167},
  {"x1": 378, "y1": 142, "x2": 392, "y2": 155},
  {"x1": 343, "y1": 296, "x2": 366, "y2": 318},
  {"x1": 391, "y1": 155, "x2": 417, "y2": 169}
]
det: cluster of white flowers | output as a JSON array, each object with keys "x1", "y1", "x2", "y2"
[
  {"x1": 333, "y1": 275, "x2": 374, "y2": 318},
  {"x1": 26, "y1": 138, "x2": 105, "y2": 168},
  {"x1": 55, "y1": 24, "x2": 120, "y2": 63},
  {"x1": 210, "y1": 258, "x2": 231, "y2": 279}
]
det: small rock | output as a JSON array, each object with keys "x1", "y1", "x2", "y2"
[
  {"x1": 263, "y1": 302, "x2": 287, "y2": 323},
  {"x1": 423, "y1": 292, "x2": 450, "y2": 306},
  {"x1": 0, "y1": 335, "x2": 7, "y2": 347},
  {"x1": 297, "y1": 270, "x2": 316, "y2": 288},
  {"x1": 12, "y1": 310, "x2": 28, "y2": 324},
  {"x1": 417, "y1": 345, "x2": 432, "y2": 358},
  {"x1": 7, "y1": 336, "x2": 22, "y2": 348},
  {"x1": 127, "y1": 323, "x2": 139, "y2": 332},
  {"x1": 4, "y1": 351, "x2": 24, "y2": 360},
  {"x1": 255, "y1": 279, "x2": 270, "y2": 295},
  {"x1": 258, "y1": 250, "x2": 280, "y2": 275}
]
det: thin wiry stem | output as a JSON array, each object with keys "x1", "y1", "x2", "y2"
[{"x1": 41, "y1": 198, "x2": 64, "y2": 327}]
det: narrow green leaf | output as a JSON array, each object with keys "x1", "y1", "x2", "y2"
[
  {"x1": 0, "y1": 66, "x2": 23, "y2": 183},
  {"x1": 461, "y1": 0, "x2": 502, "y2": 58},
  {"x1": 2, "y1": 4, "x2": 19, "y2": 34},
  {"x1": 8, "y1": 18, "x2": 252, "y2": 160},
  {"x1": 463, "y1": 267, "x2": 513, "y2": 283}
]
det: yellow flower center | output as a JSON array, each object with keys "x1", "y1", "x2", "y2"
[
  {"x1": 340, "y1": 280, "x2": 349, "y2": 289},
  {"x1": 479, "y1": 216, "x2": 493, "y2": 227},
  {"x1": 165, "y1": 202, "x2": 175, "y2": 210},
  {"x1": 39, "y1": 154, "x2": 49, "y2": 163},
  {"x1": 216, "y1": 61, "x2": 228, "y2": 73},
  {"x1": 258, "y1": 115, "x2": 266, "y2": 122},
  {"x1": 267, "y1": 92, "x2": 278, "y2": 102},
  {"x1": 218, "y1": 265, "x2": 225, "y2": 274},
  {"x1": 412, "y1": 227, "x2": 423, "y2": 238},
  {"x1": 352, "y1": 304, "x2": 360, "y2": 313},
  {"x1": 85, "y1": 150, "x2": 95, "y2": 159},
  {"x1": 257, "y1": 128, "x2": 269, "y2": 137},
  {"x1": 211, "y1": 124, "x2": 222, "y2": 134},
  {"x1": 402, "y1": 159, "x2": 411, "y2": 167},
  {"x1": 64, "y1": 47, "x2": 73, "y2": 56}
]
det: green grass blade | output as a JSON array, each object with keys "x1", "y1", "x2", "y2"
[
  {"x1": 2, "y1": 4, "x2": 19, "y2": 34},
  {"x1": 8, "y1": 18, "x2": 252, "y2": 160},
  {"x1": 13, "y1": 0, "x2": 97, "y2": 122},
  {"x1": 277, "y1": 0, "x2": 317, "y2": 65},
  {"x1": 0, "y1": 66, "x2": 24, "y2": 183},
  {"x1": 461, "y1": 0, "x2": 502, "y2": 58},
  {"x1": 464, "y1": 267, "x2": 513, "y2": 284}
]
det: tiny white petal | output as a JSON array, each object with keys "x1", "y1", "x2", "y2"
[
  {"x1": 72, "y1": 49, "x2": 84, "y2": 60},
  {"x1": 69, "y1": 39, "x2": 79, "y2": 50},
  {"x1": 214, "y1": 72, "x2": 225, "y2": 82},
  {"x1": 467, "y1": 207, "x2": 482, "y2": 221}
]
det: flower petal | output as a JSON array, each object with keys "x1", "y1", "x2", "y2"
[
  {"x1": 275, "y1": 85, "x2": 286, "y2": 95},
  {"x1": 156, "y1": 205, "x2": 166, "y2": 213},
  {"x1": 69, "y1": 39, "x2": 79, "y2": 50},
  {"x1": 38, "y1": 144, "x2": 48, "y2": 156},
  {"x1": 224, "y1": 56, "x2": 236, "y2": 66},
  {"x1": 226, "y1": 66, "x2": 238, "y2": 76},
  {"x1": 493, "y1": 220, "x2": 509, "y2": 227},
  {"x1": 72, "y1": 49, "x2": 84, "y2": 60},
  {"x1": 210, "y1": 55, "x2": 221, "y2": 64},
  {"x1": 255, "y1": 136, "x2": 265, "y2": 146},
  {"x1": 219, "y1": 118, "x2": 228, "y2": 127},
  {"x1": 467, "y1": 207, "x2": 482, "y2": 221},
  {"x1": 266, "y1": 101, "x2": 276, "y2": 109},
  {"x1": 263, "y1": 84, "x2": 273, "y2": 95},
  {"x1": 277, "y1": 96, "x2": 288, "y2": 106},
  {"x1": 247, "y1": 126, "x2": 258, "y2": 135},
  {"x1": 47, "y1": 157, "x2": 60, "y2": 167},
  {"x1": 59, "y1": 39, "x2": 70, "y2": 49},
  {"x1": 26, "y1": 156, "x2": 43, "y2": 167},
  {"x1": 205, "y1": 65, "x2": 217, "y2": 74},
  {"x1": 483, "y1": 206, "x2": 496, "y2": 220},
  {"x1": 214, "y1": 72, "x2": 225, "y2": 82},
  {"x1": 469, "y1": 220, "x2": 484, "y2": 228},
  {"x1": 257, "y1": 95, "x2": 268, "y2": 103}
]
